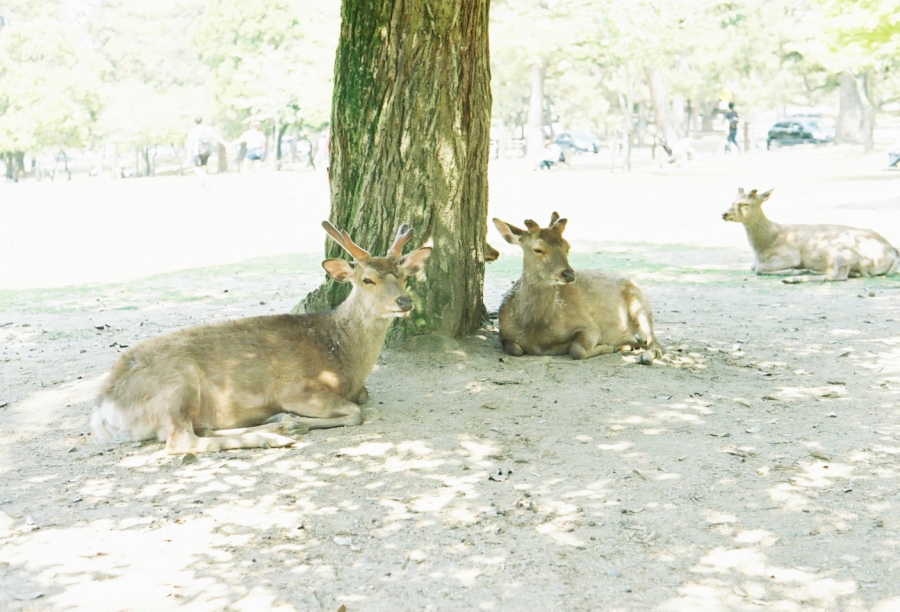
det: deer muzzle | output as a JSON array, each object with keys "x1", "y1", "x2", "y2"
[
  {"x1": 396, "y1": 296, "x2": 413, "y2": 312},
  {"x1": 562, "y1": 269, "x2": 576, "y2": 283}
]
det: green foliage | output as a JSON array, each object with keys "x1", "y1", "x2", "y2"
[
  {"x1": 0, "y1": 10, "x2": 104, "y2": 151},
  {"x1": 88, "y1": 0, "x2": 211, "y2": 148},
  {"x1": 827, "y1": 0, "x2": 900, "y2": 57},
  {"x1": 192, "y1": 0, "x2": 338, "y2": 134},
  {"x1": 0, "y1": 0, "x2": 338, "y2": 160},
  {"x1": 1, "y1": 0, "x2": 897, "y2": 164},
  {"x1": 489, "y1": 0, "x2": 900, "y2": 140}
]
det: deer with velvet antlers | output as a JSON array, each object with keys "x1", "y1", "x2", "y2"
[
  {"x1": 91, "y1": 221, "x2": 432, "y2": 454},
  {"x1": 493, "y1": 212, "x2": 662, "y2": 364}
]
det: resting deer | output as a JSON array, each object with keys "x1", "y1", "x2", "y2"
[
  {"x1": 91, "y1": 222, "x2": 432, "y2": 454},
  {"x1": 722, "y1": 188, "x2": 900, "y2": 283},
  {"x1": 493, "y1": 213, "x2": 662, "y2": 364}
]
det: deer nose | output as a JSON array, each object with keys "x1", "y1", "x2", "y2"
[
  {"x1": 397, "y1": 296, "x2": 413, "y2": 312},
  {"x1": 562, "y1": 269, "x2": 576, "y2": 283}
]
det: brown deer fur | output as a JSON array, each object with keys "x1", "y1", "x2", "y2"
[
  {"x1": 493, "y1": 212, "x2": 662, "y2": 364},
  {"x1": 91, "y1": 222, "x2": 432, "y2": 454},
  {"x1": 722, "y1": 188, "x2": 899, "y2": 283}
]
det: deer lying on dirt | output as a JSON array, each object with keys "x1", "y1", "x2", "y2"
[
  {"x1": 493, "y1": 213, "x2": 662, "y2": 364},
  {"x1": 91, "y1": 222, "x2": 432, "y2": 454},
  {"x1": 722, "y1": 188, "x2": 900, "y2": 283}
]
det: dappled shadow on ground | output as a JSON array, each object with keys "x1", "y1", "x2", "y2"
[{"x1": 2, "y1": 251, "x2": 900, "y2": 611}]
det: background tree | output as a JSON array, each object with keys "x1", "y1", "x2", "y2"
[
  {"x1": 0, "y1": 1, "x2": 103, "y2": 179},
  {"x1": 818, "y1": 0, "x2": 900, "y2": 150},
  {"x1": 302, "y1": 1, "x2": 493, "y2": 339},
  {"x1": 89, "y1": 0, "x2": 209, "y2": 176},
  {"x1": 191, "y1": 0, "x2": 338, "y2": 166}
]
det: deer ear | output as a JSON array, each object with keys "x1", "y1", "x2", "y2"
[
  {"x1": 759, "y1": 188, "x2": 774, "y2": 201},
  {"x1": 493, "y1": 218, "x2": 525, "y2": 245},
  {"x1": 322, "y1": 258, "x2": 355, "y2": 282},
  {"x1": 552, "y1": 217, "x2": 568, "y2": 234},
  {"x1": 400, "y1": 247, "x2": 432, "y2": 275},
  {"x1": 737, "y1": 187, "x2": 745, "y2": 195}
]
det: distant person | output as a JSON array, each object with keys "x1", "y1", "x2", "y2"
[
  {"x1": 725, "y1": 102, "x2": 739, "y2": 153},
  {"x1": 233, "y1": 120, "x2": 267, "y2": 172},
  {"x1": 538, "y1": 139, "x2": 564, "y2": 170},
  {"x1": 669, "y1": 137, "x2": 697, "y2": 167},
  {"x1": 185, "y1": 116, "x2": 227, "y2": 187},
  {"x1": 888, "y1": 137, "x2": 900, "y2": 169}
]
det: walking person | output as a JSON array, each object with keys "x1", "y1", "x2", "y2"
[
  {"x1": 185, "y1": 116, "x2": 228, "y2": 187},
  {"x1": 232, "y1": 120, "x2": 267, "y2": 172},
  {"x1": 725, "y1": 102, "x2": 740, "y2": 153}
]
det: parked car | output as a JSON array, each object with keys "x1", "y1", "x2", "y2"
[
  {"x1": 766, "y1": 117, "x2": 835, "y2": 149},
  {"x1": 554, "y1": 131, "x2": 601, "y2": 155}
]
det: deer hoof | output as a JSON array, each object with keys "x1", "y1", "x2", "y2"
[
  {"x1": 636, "y1": 352, "x2": 654, "y2": 365},
  {"x1": 260, "y1": 432, "x2": 300, "y2": 448},
  {"x1": 267, "y1": 413, "x2": 311, "y2": 436}
]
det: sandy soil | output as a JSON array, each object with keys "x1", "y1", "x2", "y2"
[{"x1": 1, "y1": 142, "x2": 899, "y2": 611}]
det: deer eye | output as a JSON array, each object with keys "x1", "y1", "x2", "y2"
[
  {"x1": 533, "y1": 248, "x2": 545, "y2": 255},
  {"x1": 362, "y1": 278, "x2": 376, "y2": 285}
]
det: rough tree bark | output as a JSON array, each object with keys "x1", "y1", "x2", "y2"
[
  {"x1": 301, "y1": 0, "x2": 493, "y2": 339},
  {"x1": 646, "y1": 67, "x2": 678, "y2": 147},
  {"x1": 836, "y1": 71, "x2": 875, "y2": 152}
]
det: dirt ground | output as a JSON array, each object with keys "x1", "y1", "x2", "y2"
[{"x1": 1, "y1": 141, "x2": 899, "y2": 611}]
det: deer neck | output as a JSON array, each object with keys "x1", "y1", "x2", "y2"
[
  {"x1": 330, "y1": 292, "x2": 394, "y2": 372},
  {"x1": 517, "y1": 273, "x2": 566, "y2": 320},
  {"x1": 743, "y1": 210, "x2": 782, "y2": 252}
]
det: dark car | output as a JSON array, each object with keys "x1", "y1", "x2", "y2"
[
  {"x1": 554, "y1": 131, "x2": 601, "y2": 155},
  {"x1": 766, "y1": 118, "x2": 835, "y2": 149}
]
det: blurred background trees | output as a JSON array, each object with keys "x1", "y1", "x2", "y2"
[{"x1": 0, "y1": 0, "x2": 898, "y2": 180}]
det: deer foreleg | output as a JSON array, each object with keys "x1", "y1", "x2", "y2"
[
  {"x1": 783, "y1": 256, "x2": 851, "y2": 283},
  {"x1": 754, "y1": 252, "x2": 803, "y2": 275},
  {"x1": 275, "y1": 391, "x2": 363, "y2": 429},
  {"x1": 569, "y1": 330, "x2": 616, "y2": 360},
  {"x1": 199, "y1": 415, "x2": 310, "y2": 438},
  {"x1": 501, "y1": 339, "x2": 525, "y2": 357},
  {"x1": 165, "y1": 425, "x2": 298, "y2": 455}
]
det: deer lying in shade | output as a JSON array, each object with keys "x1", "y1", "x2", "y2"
[
  {"x1": 91, "y1": 222, "x2": 432, "y2": 454},
  {"x1": 493, "y1": 213, "x2": 662, "y2": 364},
  {"x1": 722, "y1": 188, "x2": 900, "y2": 283}
]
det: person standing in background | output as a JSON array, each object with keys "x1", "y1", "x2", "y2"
[
  {"x1": 232, "y1": 120, "x2": 267, "y2": 172},
  {"x1": 186, "y1": 116, "x2": 228, "y2": 187},
  {"x1": 725, "y1": 102, "x2": 740, "y2": 153}
]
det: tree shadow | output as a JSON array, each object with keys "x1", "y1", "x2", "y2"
[{"x1": 2, "y1": 244, "x2": 899, "y2": 610}]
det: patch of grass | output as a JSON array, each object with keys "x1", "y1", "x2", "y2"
[{"x1": 0, "y1": 253, "x2": 325, "y2": 315}]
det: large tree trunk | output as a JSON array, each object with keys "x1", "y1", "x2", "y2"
[
  {"x1": 301, "y1": 0, "x2": 493, "y2": 338},
  {"x1": 836, "y1": 71, "x2": 875, "y2": 152},
  {"x1": 645, "y1": 67, "x2": 678, "y2": 147}
]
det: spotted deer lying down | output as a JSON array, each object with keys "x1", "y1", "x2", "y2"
[
  {"x1": 91, "y1": 222, "x2": 432, "y2": 454},
  {"x1": 722, "y1": 188, "x2": 900, "y2": 283},
  {"x1": 493, "y1": 213, "x2": 662, "y2": 364}
]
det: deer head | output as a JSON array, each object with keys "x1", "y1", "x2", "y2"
[
  {"x1": 722, "y1": 188, "x2": 775, "y2": 223},
  {"x1": 493, "y1": 212, "x2": 575, "y2": 285},
  {"x1": 321, "y1": 221, "x2": 432, "y2": 319}
]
